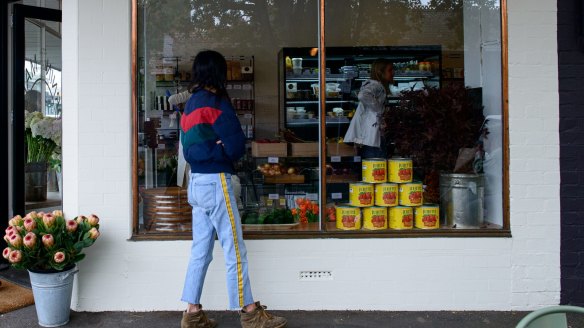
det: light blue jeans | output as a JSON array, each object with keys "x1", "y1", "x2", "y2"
[{"x1": 181, "y1": 173, "x2": 254, "y2": 309}]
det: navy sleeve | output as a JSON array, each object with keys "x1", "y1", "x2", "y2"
[{"x1": 211, "y1": 100, "x2": 246, "y2": 161}]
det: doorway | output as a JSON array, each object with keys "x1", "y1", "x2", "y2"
[{"x1": 12, "y1": 4, "x2": 62, "y2": 216}]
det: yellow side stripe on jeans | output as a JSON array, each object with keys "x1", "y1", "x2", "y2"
[{"x1": 220, "y1": 173, "x2": 245, "y2": 307}]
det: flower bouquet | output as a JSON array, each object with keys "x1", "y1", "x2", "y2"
[
  {"x1": 291, "y1": 198, "x2": 319, "y2": 224},
  {"x1": 2, "y1": 211, "x2": 100, "y2": 271},
  {"x1": 2, "y1": 211, "x2": 100, "y2": 327},
  {"x1": 25, "y1": 111, "x2": 61, "y2": 164}
]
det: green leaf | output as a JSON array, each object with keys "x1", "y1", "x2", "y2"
[
  {"x1": 82, "y1": 238, "x2": 94, "y2": 247},
  {"x1": 74, "y1": 254, "x2": 86, "y2": 263}
]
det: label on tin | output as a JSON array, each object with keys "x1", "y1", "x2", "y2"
[
  {"x1": 331, "y1": 156, "x2": 341, "y2": 163},
  {"x1": 332, "y1": 193, "x2": 342, "y2": 200}
]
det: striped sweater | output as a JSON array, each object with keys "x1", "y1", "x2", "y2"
[{"x1": 180, "y1": 89, "x2": 246, "y2": 174}]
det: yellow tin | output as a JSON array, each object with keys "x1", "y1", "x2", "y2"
[
  {"x1": 389, "y1": 206, "x2": 414, "y2": 230},
  {"x1": 349, "y1": 183, "x2": 374, "y2": 207},
  {"x1": 388, "y1": 158, "x2": 413, "y2": 183},
  {"x1": 415, "y1": 204, "x2": 440, "y2": 229},
  {"x1": 399, "y1": 182, "x2": 423, "y2": 206},
  {"x1": 336, "y1": 205, "x2": 361, "y2": 230},
  {"x1": 362, "y1": 158, "x2": 387, "y2": 183},
  {"x1": 363, "y1": 207, "x2": 388, "y2": 230},
  {"x1": 375, "y1": 183, "x2": 399, "y2": 207}
]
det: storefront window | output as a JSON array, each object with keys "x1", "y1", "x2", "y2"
[{"x1": 133, "y1": 0, "x2": 507, "y2": 238}]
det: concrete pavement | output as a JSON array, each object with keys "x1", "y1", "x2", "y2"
[{"x1": 3, "y1": 306, "x2": 579, "y2": 328}]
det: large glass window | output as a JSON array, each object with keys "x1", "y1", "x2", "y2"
[{"x1": 133, "y1": 0, "x2": 507, "y2": 238}]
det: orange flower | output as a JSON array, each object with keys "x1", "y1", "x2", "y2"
[
  {"x1": 291, "y1": 208, "x2": 297, "y2": 216},
  {"x1": 296, "y1": 198, "x2": 303, "y2": 206},
  {"x1": 300, "y1": 204, "x2": 308, "y2": 211},
  {"x1": 312, "y1": 204, "x2": 319, "y2": 213}
]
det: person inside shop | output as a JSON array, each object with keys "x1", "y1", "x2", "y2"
[
  {"x1": 343, "y1": 58, "x2": 393, "y2": 159},
  {"x1": 179, "y1": 50, "x2": 287, "y2": 328}
]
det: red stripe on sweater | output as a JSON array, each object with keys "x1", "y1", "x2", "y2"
[{"x1": 181, "y1": 107, "x2": 222, "y2": 132}]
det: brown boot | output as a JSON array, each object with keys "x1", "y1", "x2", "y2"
[
  {"x1": 181, "y1": 308, "x2": 218, "y2": 328},
  {"x1": 240, "y1": 302, "x2": 287, "y2": 328}
]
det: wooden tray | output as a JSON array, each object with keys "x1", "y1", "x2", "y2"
[{"x1": 264, "y1": 174, "x2": 305, "y2": 184}]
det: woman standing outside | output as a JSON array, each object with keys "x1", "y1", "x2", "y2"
[
  {"x1": 344, "y1": 58, "x2": 394, "y2": 158},
  {"x1": 180, "y1": 50, "x2": 287, "y2": 328}
]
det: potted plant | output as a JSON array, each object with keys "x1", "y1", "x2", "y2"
[
  {"x1": 24, "y1": 111, "x2": 62, "y2": 202},
  {"x1": 383, "y1": 84, "x2": 485, "y2": 204},
  {"x1": 2, "y1": 211, "x2": 100, "y2": 327}
]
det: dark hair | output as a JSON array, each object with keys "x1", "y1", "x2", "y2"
[{"x1": 190, "y1": 50, "x2": 228, "y2": 99}]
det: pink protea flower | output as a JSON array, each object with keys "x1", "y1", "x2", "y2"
[
  {"x1": 8, "y1": 215, "x2": 23, "y2": 227},
  {"x1": 23, "y1": 218, "x2": 37, "y2": 232},
  {"x1": 42, "y1": 214, "x2": 55, "y2": 228},
  {"x1": 9, "y1": 234, "x2": 22, "y2": 248},
  {"x1": 5, "y1": 226, "x2": 16, "y2": 236},
  {"x1": 87, "y1": 214, "x2": 100, "y2": 227},
  {"x1": 75, "y1": 216, "x2": 87, "y2": 225},
  {"x1": 3, "y1": 235, "x2": 9, "y2": 243},
  {"x1": 66, "y1": 220, "x2": 78, "y2": 233},
  {"x1": 8, "y1": 250, "x2": 22, "y2": 263},
  {"x1": 88, "y1": 228, "x2": 100, "y2": 240},
  {"x1": 53, "y1": 252, "x2": 66, "y2": 264},
  {"x1": 23, "y1": 232, "x2": 37, "y2": 249},
  {"x1": 2, "y1": 247, "x2": 11, "y2": 259},
  {"x1": 42, "y1": 234, "x2": 54, "y2": 248},
  {"x1": 52, "y1": 210, "x2": 63, "y2": 217}
]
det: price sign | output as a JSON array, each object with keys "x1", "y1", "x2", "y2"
[
  {"x1": 233, "y1": 84, "x2": 243, "y2": 90},
  {"x1": 244, "y1": 113, "x2": 253, "y2": 119},
  {"x1": 332, "y1": 193, "x2": 343, "y2": 200},
  {"x1": 242, "y1": 84, "x2": 252, "y2": 90},
  {"x1": 268, "y1": 157, "x2": 279, "y2": 163},
  {"x1": 266, "y1": 199, "x2": 273, "y2": 206},
  {"x1": 354, "y1": 156, "x2": 361, "y2": 162},
  {"x1": 306, "y1": 193, "x2": 318, "y2": 201},
  {"x1": 279, "y1": 198, "x2": 287, "y2": 206},
  {"x1": 268, "y1": 194, "x2": 279, "y2": 200},
  {"x1": 331, "y1": 156, "x2": 341, "y2": 163},
  {"x1": 226, "y1": 84, "x2": 233, "y2": 90}
]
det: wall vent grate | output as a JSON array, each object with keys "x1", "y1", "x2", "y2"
[{"x1": 299, "y1": 271, "x2": 333, "y2": 281}]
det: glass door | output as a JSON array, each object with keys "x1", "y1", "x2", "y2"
[{"x1": 12, "y1": 4, "x2": 62, "y2": 216}]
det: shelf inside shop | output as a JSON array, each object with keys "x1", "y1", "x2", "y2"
[
  {"x1": 286, "y1": 117, "x2": 350, "y2": 126},
  {"x1": 155, "y1": 80, "x2": 254, "y2": 87},
  {"x1": 285, "y1": 100, "x2": 356, "y2": 104}
]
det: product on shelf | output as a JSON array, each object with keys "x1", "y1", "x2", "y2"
[
  {"x1": 257, "y1": 163, "x2": 299, "y2": 177},
  {"x1": 362, "y1": 158, "x2": 387, "y2": 183},
  {"x1": 251, "y1": 141, "x2": 288, "y2": 157},
  {"x1": 326, "y1": 204, "x2": 336, "y2": 222},
  {"x1": 388, "y1": 158, "x2": 413, "y2": 183},
  {"x1": 335, "y1": 205, "x2": 361, "y2": 230},
  {"x1": 414, "y1": 204, "x2": 440, "y2": 229},
  {"x1": 375, "y1": 183, "x2": 399, "y2": 207},
  {"x1": 349, "y1": 183, "x2": 374, "y2": 207},
  {"x1": 389, "y1": 206, "x2": 414, "y2": 230},
  {"x1": 291, "y1": 198, "x2": 319, "y2": 224},
  {"x1": 363, "y1": 207, "x2": 388, "y2": 230},
  {"x1": 399, "y1": 182, "x2": 424, "y2": 206}
]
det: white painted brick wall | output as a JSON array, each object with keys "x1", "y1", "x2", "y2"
[{"x1": 61, "y1": 0, "x2": 560, "y2": 311}]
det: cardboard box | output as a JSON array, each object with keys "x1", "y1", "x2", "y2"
[
  {"x1": 289, "y1": 142, "x2": 319, "y2": 157},
  {"x1": 251, "y1": 142, "x2": 288, "y2": 157},
  {"x1": 326, "y1": 143, "x2": 357, "y2": 157}
]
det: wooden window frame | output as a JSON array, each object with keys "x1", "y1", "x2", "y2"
[{"x1": 130, "y1": 0, "x2": 511, "y2": 240}]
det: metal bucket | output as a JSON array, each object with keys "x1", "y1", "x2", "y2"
[
  {"x1": 439, "y1": 173, "x2": 485, "y2": 228},
  {"x1": 28, "y1": 266, "x2": 78, "y2": 327},
  {"x1": 25, "y1": 162, "x2": 48, "y2": 202}
]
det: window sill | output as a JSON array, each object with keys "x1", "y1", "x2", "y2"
[{"x1": 130, "y1": 226, "x2": 511, "y2": 241}]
